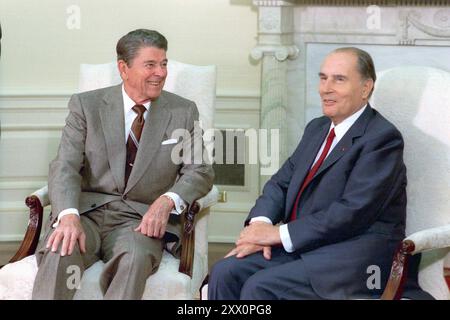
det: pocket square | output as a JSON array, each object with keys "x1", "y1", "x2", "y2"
[{"x1": 161, "y1": 138, "x2": 178, "y2": 145}]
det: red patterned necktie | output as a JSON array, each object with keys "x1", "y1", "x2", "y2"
[
  {"x1": 125, "y1": 104, "x2": 146, "y2": 185},
  {"x1": 290, "y1": 128, "x2": 336, "y2": 221}
]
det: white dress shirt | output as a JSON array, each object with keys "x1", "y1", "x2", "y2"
[
  {"x1": 251, "y1": 105, "x2": 368, "y2": 252},
  {"x1": 53, "y1": 86, "x2": 186, "y2": 228}
]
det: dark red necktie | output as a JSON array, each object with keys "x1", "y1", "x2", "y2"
[
  {"x1": 125, "y1": 104, "x2": 146, "y2": 185},
  {"x1": 290, "y1": 128, "x2": 336, "y2": 221}
]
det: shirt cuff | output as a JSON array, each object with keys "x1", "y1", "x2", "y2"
[
  {"x1": 163, "y1": 192, "x2": 187, "y2": 215},
  {"x1": 250, "y1": 216, "x2": 273, "y2": 225},
  {"x1": 52, "y1": 208, "x2": 80, "y2": 228},
  {"x1": 279, "y1": 224, "x2": 295, "y2": 253}
]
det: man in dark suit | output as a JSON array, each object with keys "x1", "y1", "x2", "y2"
[
  {"x1": 32, "y1": 29, "x2": 214, "y2": 299},
  {"x1": 208, "y1": 47, "x2": 408, "y2": 299}
]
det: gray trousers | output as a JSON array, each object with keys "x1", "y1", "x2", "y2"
[{"x1": 32, "y1": 201, "x2": 163, "y2": 300}]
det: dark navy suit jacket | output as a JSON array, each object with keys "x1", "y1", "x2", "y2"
[{"x1": 247, "y1": 105, "x2": 408, "y2": 299}]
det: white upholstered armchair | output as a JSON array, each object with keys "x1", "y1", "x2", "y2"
[
  {"x1": 0, "y1": 60, "x2": 218, "y2": 300},
  {"x1": 371, "y1": 66, "x2": 450, "y2": 300}
]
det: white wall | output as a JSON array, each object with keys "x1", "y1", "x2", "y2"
[
  {"x1": 0, "y1": 0, "x2": 261, "y2": 242},
  {"x1": 0, "y1": 0, "x2": 260, "y2": 95}
]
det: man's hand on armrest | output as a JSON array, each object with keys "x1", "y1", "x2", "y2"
[
  {"x1": 135, "y1": 195, "x2": 175, "y2": 239},
  {"x1": 47, "y1": 214, "x2": 86, "y2": 257}
]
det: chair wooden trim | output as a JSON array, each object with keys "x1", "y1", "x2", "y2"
[
  {"x1": 179, "y1": 202, "x2": 200, "y2": 277},
  {"x1": 381, "y1": 240, "x2": 415, "y2": 300},
  {"x1": 6, "y1": 195, "x2": 203, "y2": 278},
  {"x1": 8, "y1": 196, "x2": 43, "y2": 264}
]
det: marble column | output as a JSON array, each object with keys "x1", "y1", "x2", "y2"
[{"x1": 251, "y1": 0, "x2": 299, "y2": 190}]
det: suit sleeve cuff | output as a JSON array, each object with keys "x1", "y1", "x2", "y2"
[
  {"x1": 280, "y1": 224, "x2": 295, "y2": 253},
  {"x1": 163, "y1": 192, "x2": 187, "y2": 215},
  {"x1": 52, "y1": 208, "x2": 80, "y2": 228}
]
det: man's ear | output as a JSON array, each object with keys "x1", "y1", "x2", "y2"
[
  {"x1": 117, "y1": 60, "x2": 128, "y2": 81},
  {"x1": 363, "y1": 78, "x2": 374, "y2": 99}
]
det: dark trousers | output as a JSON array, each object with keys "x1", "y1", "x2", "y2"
[{"x1": 208, "y1": 247, "x2": 323, "y2": 300}]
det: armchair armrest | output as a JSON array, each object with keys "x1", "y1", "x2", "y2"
[
  {"x1": 32, "y1": 185, "x2": 50, "y2": 208},
  {"x1": 405, "y1": 225, "x2": 450, "y2": 255},
  {"x1": 9, "y1": 185, "x2": 219, "y2": 278},
  {"x1": 195, "y1": 185, "x2": 219, "y2": 212},
  {"x1": 179, "y1": 186, "x2": 219, "y2": 277},
  {"x1": 9, "y1": 195, "x2": 45, "y2": 263},
  {"x1": 381, "y1": 224, "x2": 450, "y2": 300}
]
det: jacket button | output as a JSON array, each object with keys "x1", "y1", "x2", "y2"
[
  {"x1": 123, "y1": 195, "x2": 127, "y2": 200},
  {"x1": 91, "y1": 203, "x2": 96, "y2": 208}
]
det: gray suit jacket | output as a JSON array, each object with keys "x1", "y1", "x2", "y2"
[{"x1": 48, "y1": 84, "x2": 214, "y2": 242}]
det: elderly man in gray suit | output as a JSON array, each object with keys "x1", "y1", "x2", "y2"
[{"x1": 32, "y1": 29, "x2": 214, "y2": 300}]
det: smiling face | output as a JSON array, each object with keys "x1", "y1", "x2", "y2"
[
  {"x1": 118, "y1": 46, "x2": 167, "y2": 104},
  {"x1": 319, "y1": 51, "x2": 373, "y2": 125}
]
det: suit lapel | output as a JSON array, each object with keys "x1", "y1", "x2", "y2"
[
  {"x1": 285, "y1": 121, "x2": 330, "y2": 216},
  {"x1": 284, "y1": 105, "x2": 374, "y2": 218},
  {"x1": 314, "y1": 105, "x2": 374, "y2": 178},
  {"x1": 124, "y1": 94, "x2": 171, "y2": 193},
  {"x1": 99, "y1": 85, "x2": 126, "y2": 193}
]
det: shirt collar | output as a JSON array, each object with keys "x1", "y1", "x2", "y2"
[
  {"x1": 330, "y1": 104, "x2": 367, "y2": 141},
  {"x1": 122, "y1": 85, "x2": 151, "y2": 114}
]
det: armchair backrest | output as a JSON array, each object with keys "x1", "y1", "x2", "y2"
[
  {"x1": 78, "y1": 60, "x2": 217, "y2": 131},
  {"x1": 78, "y1": 59, "x2": 217, "y2": 175},
  {"x1": 371, "y1": 66, "x2": 450, "y2": 299}
]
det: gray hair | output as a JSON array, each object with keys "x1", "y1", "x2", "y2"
[
  {"x1": 116, "y1": 29, "x2": 168, "y2": 66},
  {"x1": 333, "y1": 47, "x2": 376, "y2": 97}
]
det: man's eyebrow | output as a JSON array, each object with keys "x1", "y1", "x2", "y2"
[
  {"x1": 332, "y1": 74, "x2": 348, "y2": 79},
  {"x1": 318, "y1": 72, "x2": 348, "y2": 79},
  {"x1": 143, "y1": 59, "x2": 168, "y2": 63}
]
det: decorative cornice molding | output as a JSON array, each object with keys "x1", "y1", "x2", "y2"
[
  {"x1": 399, "y1": 9, "x2": 450, "y2": 45},
  {"x1": 409, "y1": 10, "x2": 450, "y2": 37}
]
